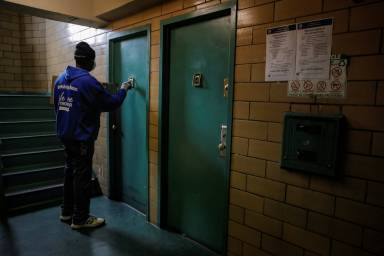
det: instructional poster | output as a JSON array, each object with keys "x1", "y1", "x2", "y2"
[
  {"x1": 288, "y1": 54, "x2": 347, "y2": 98},
  {"x1": 295, "y1": 18, "x2": 333, "y2": 80},
  {"x1": 265, "y1": 24, "x2": 297, "y2": 81}
]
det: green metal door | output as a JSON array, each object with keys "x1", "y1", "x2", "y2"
[
  {"x1": 167, "y1": 15, "x2": 232, "y2": 252},
  {"x1": 112, "y1": 31, "x2": 149, "y2": 213}
]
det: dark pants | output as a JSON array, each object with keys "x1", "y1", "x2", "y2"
[{"x1": 61, "y1": 140, "x2": 94, "y2": 224}]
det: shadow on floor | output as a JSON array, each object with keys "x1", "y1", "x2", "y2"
[{"x1": 0, "y1": 197, "x2": 219, "y2": 256}]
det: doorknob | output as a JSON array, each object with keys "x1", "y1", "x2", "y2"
[
  {"x1": 112, "y1": 124, "x2": 117, "y2": 130},
  {"x1": 218, "y1": 124, "x2": 227, "y2": 157}
]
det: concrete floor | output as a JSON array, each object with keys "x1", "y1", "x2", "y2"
[{"x1": 0, "y1": 197, "x2": 218, "y2": 256}]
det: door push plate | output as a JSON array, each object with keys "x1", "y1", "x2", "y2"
[
  {"x1": 128, "y1": 76, "x2": 135, "y2": 88},
  {"x1": 218, "y1": 124, "x2": 227, "y2": 157},
  {"x1": 192, "y1": 73, "x2": 202, "y2": 87},
  {"x1": 224, "y1": 78, "x2": 229, "y2": 97}
]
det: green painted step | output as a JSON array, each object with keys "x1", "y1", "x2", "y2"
[
  {"x1": 0, "y1": 94, "x2": 64, "y2": 215},
  {"x1": 3, "y1": 165, "x2": 64, "y2": 189},
  {"x1": 0, "y1": 94, "x2": 51, "y2": 108},
  {"x1": 0, "y1": 134, "x2": 60, "y2": 154},
  {"x1": 5, "y1": 182, "x2": 63, "y2": 210},
  {"x1": 0, "y1": 120, "x2": 56, "y2": 137},
  {"x1": 3, "y1": 162, "x2": 65, "y2": 174},
  {"x1": 6, "y1": 198, "x2": 62, "y2": 216},
  {"x1": 5, "y1": 178, "x2": 63, "y2": 194},
  {"x1": 1, "y1": 148, "x2": 64, "y2": 170},
  {"x1": 0, "y1": 108, "x2": 55, "y2": 121}
]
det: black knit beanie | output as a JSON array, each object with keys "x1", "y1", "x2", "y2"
[
  {"x1": 74, "y1": 42, "x2": 95, "y2": 71},
  {"x1": 74, "y1": 42, "x2": 95, "y2": 60}
]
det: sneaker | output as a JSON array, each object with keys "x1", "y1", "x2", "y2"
[
  {"x1": 71, "y1": 216, "x2": 105, "y2": 229},
  {"x1": 60, "y1": 215, "x2": 72, "y2": 222}
]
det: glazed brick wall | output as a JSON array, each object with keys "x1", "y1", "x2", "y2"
[
  {"x1": 0, "y1": 10, "x2": 47, "y2": 92},
  {"x1": 229, "y1": 1, "x2": 384, "y2": 256},
  {"x1": 19, "y1": 15, "x2": 47, "y2": 92},
  {"x1": 0, "y1": 9, "x2": 22, "y2": 92},
  {"x1": 42, "y1": 0, "x2": 384, "y2": 255}
]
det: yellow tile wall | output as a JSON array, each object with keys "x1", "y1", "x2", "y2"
[
  {"x1": 230, "y1": 1, "x2": 384, "y2": 255},
  {"x1": 0, "y1": 10, "x2": 47, "y2": 93},
  {"x1": 42, "y1": 0, "x2": 384, "y2": 255},
  {"x1": 0, "y1": 9, "x2": 22, "y2": 92},
  {"x1": 20, "y1": 15, "x2": 47, "y2": 92}
]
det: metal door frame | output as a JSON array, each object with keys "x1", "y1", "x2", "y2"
[
  {"x1": 107, "y1": 25, "x2": 151, "y2": 219},
  {"x1": 158, "y1": 1, "x2": 237, "y2": 253}
]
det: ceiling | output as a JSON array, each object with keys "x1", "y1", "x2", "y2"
[{"x1": 0, "y1": 0, "x2": 163, "y2": 27}]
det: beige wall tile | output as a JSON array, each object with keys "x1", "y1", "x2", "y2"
[
  {"x1": 307, "y1": 211, "x2": 363, "y2": 246},
  {"x1": 230, "y1": 188, "x2": 264, "y2": 212},
  {"x1": 231, "y1": 154, "x2": 266, "y2": 176},
  {"x1": 245, "y1": 210, "x2": 283, "y2": 237},
  {"x1": 275, "y1": 0, "x2": 322, "y2": 20},
  {"x1": 264, "y1": 198, "x2": 307, "y2": 228},
  {"x1": 286, "y1": 185, "x2": 335, "y2": 215},
  {"x1": 238, "y1": 4, "x2": 274, "y2": 28},
  {"x1": 335, "y1": 197, "x2": 384, "y2": 230},
  {"x1": 262, "y1": 234, "x2": 304, "y2": 256},
  {"x1": 283, "y1": 223, "x2": 330, "y2": 256},
  {"x1": 228, "y1": 220, "x2": 261, "y2": 247}
]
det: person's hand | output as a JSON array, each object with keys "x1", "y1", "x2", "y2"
[{"x1": 121, "y1": 78, "x2": 134, "y2": 90}]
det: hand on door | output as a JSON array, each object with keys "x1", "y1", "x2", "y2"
[{"x1": 121, "y1": 77, "x2": 135, "y2": 90}]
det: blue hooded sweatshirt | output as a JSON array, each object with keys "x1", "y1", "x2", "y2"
[{"x1": 54, "y1": 66, "x2": 126, "y2": 142}]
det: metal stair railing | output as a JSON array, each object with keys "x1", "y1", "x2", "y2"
[{"x1": 0, "y1": 138, "x2": 7, "y2": 219}]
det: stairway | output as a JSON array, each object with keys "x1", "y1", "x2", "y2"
[{"x1": 0, "y1": 94, "x2": 64, "y2": 215}]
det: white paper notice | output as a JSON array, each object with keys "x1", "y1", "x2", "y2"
[
  {"x1": 295, "y1": 18, "x2": 333, "y2": 80},
  {"x1": 265, "y1": 24, "x2": 297, "y2": 81},
  {"x1": 288, "y1": 54, "x2": 347, "y2": 98}
]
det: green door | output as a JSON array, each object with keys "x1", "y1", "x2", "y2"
[
  {"x1": 167, "y1": 15, "x2": 232, "y2": 252},
  {"x1": 112, "y1": 31, "x2": 149, "y2": 213}
]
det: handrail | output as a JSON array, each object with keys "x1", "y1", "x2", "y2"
[{"x1": 0, "y1": 139, "x2": 6, "y2": 219}]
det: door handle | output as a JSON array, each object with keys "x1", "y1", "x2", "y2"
[
  {"x1": 112, "y1": 124, "x2": 117, "y2": 130},
  {"x1": 223, "y1": 78, "x2": 229, "y2": 97},
  {"x1": 218, "y1": 124, "x2": 227, "y2": 157}
]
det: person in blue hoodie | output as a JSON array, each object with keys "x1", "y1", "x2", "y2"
[{"x1": 54, "y1": 41, "x2": 133, "y2": 229}]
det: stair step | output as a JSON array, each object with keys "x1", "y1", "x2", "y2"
[
  {"x1": 5, "y1": 178, "x2": 63, "y2": 194},
  {"x1": 4, "y1": 179, "x2": 101, "y2": 215},
  {"x1": 0, "y1": 94, "x2": 50, "y2": 108},
  {"x1": 3, "y1": 165, "x2": 64, "y2": 188},
  {"x1": 5, "y1": 183, "x2": 63, "y2": 210},
  {"x1": 7, "y1": 198, "x2": 62, "y2": 216},
  {"x1": 0, "y1": 107, "x2": 55, "y2": 121},
  {"x1": 0, "y1": 94, "x2": 64, "y2": 215},
  {"x1": 0, "y1": 133, "x2": 61, "y2": 154},
  {"x1": 0, "y1": 120, "x2": 56, "y2": 138},
  {"x1": 1, "y1": 148, "x2": 64, "y2": 170}
]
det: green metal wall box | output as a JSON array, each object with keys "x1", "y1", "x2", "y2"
[{"x1": 281, "y1": 112, "x2": 344, "y2": 177}]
